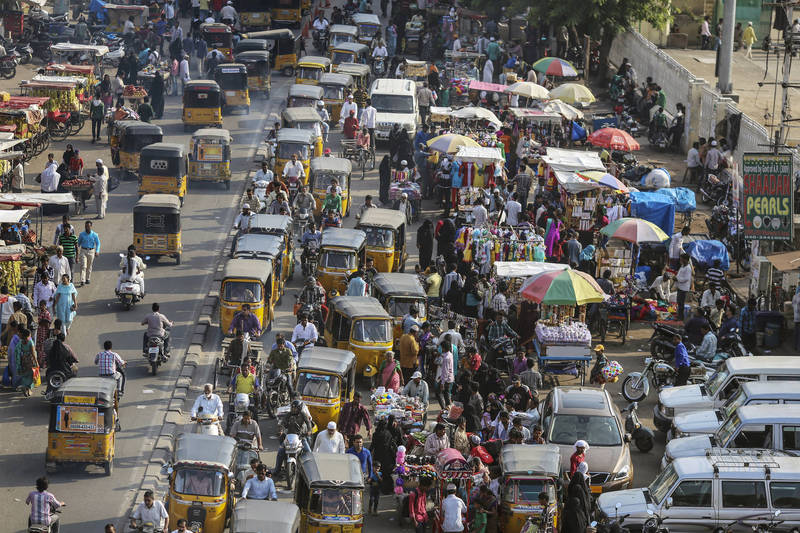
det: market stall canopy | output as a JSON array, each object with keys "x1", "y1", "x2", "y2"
[
  {"x1": 542, "y1": 148, "x2": 605, "y2": 194},
  {"x1": 453, "y1": 146, "x2": 505, "y2": 164},
  {"x1": 576, "y1": 170, "x2": 628, "y2": 192},
  {"x1": 507, "y1": 108, "x2": 562, "y2": 122},
  {"x1": 599, "y1": 217, "x2": 669, "y2": 244},
  {"x1": 494, "y1": 261, "x2": 568, "y2": 278},
  {"x1": 537, "y1": 99, "x2": 584, "y2": 120},
  {"x1": 469, "y1": 80, "x2": 510, "y2": 93},
  {"x1": 0, "y1": 244, "x2": 26, "y2": 261},
  {"x1": 520, "y1": 268, "x2": 605, "y2": 305},
  {"x1": 0, "y1": 139, "x2": 28, "y2": 152},
  {"x1": 0, "y1": 209, "x2": 29, "y2": 224},
  {"x1": 587, "y1": 127, "x2": 640, "y2": 151},
  {"x1": 651, "y1": 187, "x2": 696, "y2": 213},
  {"x1": 426, "y1": 133, "x2": 480, "y2": 154},
  {"x1": 50, "y1": 43, "x2": 110, "y2": 56},
  {"x1": 550, "y1": 83, "x2": 596, "y2": 105},
  {"x1": 765, "y1": 250, "x2": 800, "y2": 272},
  {"x1": 0, "y1": 193, "x2": 76, "y2": 206},
  {"x1": 629, "y1": 192, "x2": 676, "y2": 236},
  {"x1": 505, "y1": 81, "x2": 550, "y2": 100},
  {"x1": 531, "y1": 57, "x2": 578, "y2": 77},
  {"x1": 450, "y1": 106, "x2": 502, "y2": 128},
  {"x1": 685, "y1": 239, "x2": 730, "y2": 270}
]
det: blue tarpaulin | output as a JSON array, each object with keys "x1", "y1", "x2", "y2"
[
  {"x1": 89, "y1": 0, "x2": 108, "y2": 23},
  {"x1": 685, "y1": 239, "x2": 730, "y2": 271},
  {"x1": 651, "y1": 187, "x2": 697, "y2": 213},
  {"x1": 629, "y1": 191, "x2": 676, "y2": 237}
]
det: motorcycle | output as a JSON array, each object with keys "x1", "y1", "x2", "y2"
[
  {"x1": 485, "y1": 335, "x2": 516, "y2": 366},
  {"x1": 300, "y1": 239, "x2": 320, "y2": 277},
  {"x1": 648, "y1": 126, "x2": 669, "y2": 151},
  {"x1": 312, "y1": 27, "x2": 329, "y2": 53},
  {"x1": 263, "y1": 367, "x2": 291, "y2": 418},
  {"x1": 226, "y1": 392, "x2": 256, "y2": 433},
  {"x1": 143, "y1": 331, "x2": 168, "y2": 375},
  {"x1": 287, "y1": 175, "x2": 301, "y2": 204},
  {"x1": 621, "y1": 401, "x2": 654, "y2": 452},
  {"x1": 233, "y1": 440, "x2": 260, "y2": 494},
  {"x1": 642, "y1": 510, "x2": 669, "y2": 533},
  {"x1": 621, "y1": 357, "x2": 710, "y2": 402},
  {"x1": 277, "y1": 408, "x2": 305, "y2": 490},
  {"x1": 593, "y1": 502, "x2": 630, "y2": 533},
  {"x1": 28, "y1": 508, "x2": 65, "y2": 533},
  {"x1": 372, "y1": 55, "x2": 387, "y2": 77},
  {"x1": 648, "y1": 322, "x2": 686, "y2": 359},
  {"x1": 130, "y1": 520, "x2": 163, "y2": 533},
  {"x1": 118, "y1": 253, "x2": 146, "y2": 309},
  {"x1": 699, "y1": 173, "x2": 730, "y2": 205},
  {"x1": 293, "y1": 207, "x2": 311, "y2": 238},
  {"x1": 192, "y1": 410, "x2": 221, "y2": 436},
  {"x1": 0, "y1": 54, "x2": 17, "y2": 80}
]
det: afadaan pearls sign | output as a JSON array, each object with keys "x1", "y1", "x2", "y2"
[{"x1": 742, "y1": 152, "x2": 794, "y2": 241}]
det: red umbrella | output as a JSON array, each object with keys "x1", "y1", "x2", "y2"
[{"x1": 587, "y1": 127, "x2": 641, "y2": 151}]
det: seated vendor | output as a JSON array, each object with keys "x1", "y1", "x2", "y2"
[{"x1": 0, "y1": 223, "x2": 21, "y2": 244}]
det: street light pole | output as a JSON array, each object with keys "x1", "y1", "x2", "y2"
[{"x1": 718, "y1": 0, "x2": 737, "y2": 93}]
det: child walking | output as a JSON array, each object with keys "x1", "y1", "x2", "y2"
[{"x1": 368, "y1": 460, "x2": 382, "y2": 516}]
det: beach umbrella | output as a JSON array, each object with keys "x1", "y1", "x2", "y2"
[
  {"x1": 505, "y1": 81, "x2": 550, "y2": 100},
  {"x1": 587, "y1": 127, "x2": 640, "y2": 151},
  {"x1": 550, "y1": 83, "x2": 596, "y2": 105},
  {"x1": 519, "y1": 269, "x2": 606, "y2": 306},
  {"x1": 426, "y1": 134, "x2": 480, "y2": 154},
  {"x1": 450, "y1": 106, "x2": 502, "y2": 128},
  {"x1": 599, "y1": 217, "x2": 669, "y2": 244},
  {"x1": 531, "y1": 57, "x2": 578, "y2": 77},
  {"x1": 538, "y1": 99, "x2": 583, "y2": 120},
  {"x1": 576, "y1": 170, "x2": 629, "y2": 192}
]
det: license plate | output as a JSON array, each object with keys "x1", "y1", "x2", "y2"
[
  {"x1": 251, "y1": 12, "x2": 260, "y2": 18},
  {"x1": 149, "y1": 347, "x2": 160, "y2": 355},
  {"x1": 226, "y1": 90, "x2": 236, "y2": 96},
  {"x1": 202, "y1": 163, "x2": 212, "y2": 170},
  {"x1": 590, "y1": 485, "x2": 603, "y2": 494}
]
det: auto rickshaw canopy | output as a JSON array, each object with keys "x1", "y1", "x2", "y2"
[
  {"x1": 50, "y1": 377, "x2": 117, "y2": 407},
  {"x1": 119, "y1": 122, "x2": 163, "y2": 150},
  {"x1": 140, "y1": 142, "x2": 184, "y2": 159},
  {"x1": 223, "y1": 257, "x2": 272, "y2": 285},
  {"x1": 201, "y1": 22, "x2": 234, "y2": 45},
  {"x1": 240, "y1": 28, "x2": 299, "y2": 56},
  {"x1": 311, "y1": 156, "x2": 352, "y2": 175},
  {"x1": 234, "y1": 39, "x2": 269, "y2": 53},
  {"x1": 371, "y1": 273, "x2": 425, "y2": 299},
  {"x1": 297, "y1": 55, "x2": 332, "y2": 69},
  {"x1": 276, "y1": 127, "x2": 316, "y2": 145},
  {"x1": 500, "y1": 444, "x2": 561, "y2": 477},
  {"x1": 321, "y1": 228, "x2": 366, "y2": 250},
  {"x1": 249, "y1": 213, "x2": 293, "y2": 234},
  {"x1": 288, "y1": 83, "x2": 325, "y2": 102},
  {"x1": 233, "y1": 233, "x2": 283, "y2": 259},
  {"x1": 331, "y1": 42, "x2": 368, "y2": 60},
  {"x1": 282, "y1": 106, "x2": 324, "y2": 126},
  {"x1": 336, "y1": 63, "x2": 371, "y2": 86},
  {"x1": 134, "y1": 193, "x2": 181, "y2": 211},
  {"x1": 184, "y1": 80, "x2": 222, "y2": 94},
  {"x1": 329, "y1": 24, "x2": 358, "y2": 42},
  {"x1": 297, "y1": 346, "x2": 357, "y2": 376},
  {"x1": 231, "y1": 500, "x2": 300, "y2": 533},
  {"x1": 235, "y1": 50, "x2": 271, "y2": 68},
  {"x1": 299, "y1": 452, "x2": 365, "y2": 489},
  {"x1": 357, "y1": 208, "x2": 406, "y2": 230},
  {"x1": 192, "y1": 128, "x2": 232, "y2": 142},
  {"x1": 173, "y1": 433, "x2": 237, "y2": 470},
  {"x1": 329, "y1": 295, "x2": 390, "y2": 320},
  {"x1": 320, "y1": 72, "x2": 354, "y2": 87}
]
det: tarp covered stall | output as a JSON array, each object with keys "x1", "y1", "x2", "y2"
[
  {"x1": 629, "y1": 191, "x2": 676, "y2": 237},
  {"x1": 453, "y1": 146, "x2": 505, "y2": 164},
  {"x1": 684, "y1": 239, "x2": 730, "y2": 271},
  {"x1": 651, "y1": 187, "x2": 697, "y2": 213},
  {"x1": 493, "y1": 261, "x2": 569, "y2": 278},
  {"x1": 542, "y1": 148, "x2": 606, "y2": 194}
]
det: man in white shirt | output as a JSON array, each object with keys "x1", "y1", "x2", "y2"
[
  {"x1": 441, "y1": 484, "x2": 467, "y2": 532},
  {"x1": 291, "y1": 314, "x2": 318, "y2": 348},
  {"x1": 49, "y1": 247, "x2": 71, "y2": 283},
  {"x1": 686, "y1": 141, "x2": 702, "y2": 183},
  {"x1": 437, "y1": 320, "x2": 465, "y2": 355},
  {"x1": 89, "y1": 159, "x2": 109, "y2": 219},
  {"x1": 130, "y1": 491, "x2": 169, "y2": 531},
  {"x1": 705, "y1": 140, "x2": 722, "y2": 171},
  {"x1": 312, "y1": 13, "x2": 329, "y2": 33},
  {"x1": 123, "y1": 16, "x2": 136, "y2": 35},
  {"x1": 40, "y1": 154, "x2": 60, "y2": 193},
  {"x1": 179, "y1": 55, "x2": 191, "y2": 94},
  {"x1": 253, "y1": 161, "x2": 273, "y2": 185},
  {"x1": 191, "y1": 383, "x2": 225, "y2": 433},
  {"x1": 668, "y1": 226, "x2": 689, "y2": 270},
  {"x1": 675, "y1": 254, "x2": 693, "y2": 321},
  {"x1": 700, "y1": 285, "x2": 722, "y2": 310},
  {"x1": 0, "y1": 289, "x2": 17, "y2": 330},
  {"x1": 649, "y1": 272, "x2": 672, "y2": 302},
  {"x1": 220, "y1": 1, "x2": 238, "y2": 25},
  {"x1": 339, "y1": 95, "x2": 357, "y2": 126},
  {"x1": 33, "y1": 273, "x2": 56, "y2": 313},
  {"x1": 452, "y1": 35, "x2": 463, "y2": 51},
  {"x1": 164, "y1": 0, "x2": 175, "y2": 21},
  {"x1": 11, "y1": 158, "x2": 24, "y2": 193},
  {"x1": 372, "y1": 42, "x2": 388, "y2": 58},
  {"x1": 234, "y1": 204, "x2": 253, "y2": 231},
  {"x1": 360, "y1": 99, "x2": 377, "y2": 150},
  {"x1": 282, "y1": 153, "x2": 306, "y2": 182},
  {"x1": 471, "y1": 199, "x2": 488, "y2": 226},
  {"x1": 504, "y1": 193, "x2": 522, "y2": 226},
  {"x1": 314, "y1": 421, "x2": 345, "y2": 453}
]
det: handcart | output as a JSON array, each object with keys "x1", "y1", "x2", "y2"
[
  {"x1": 60, "y1": 178, "x2": 93, "y2": 214},
  {"x1": 214, "y1": 336, "x2": 264, "y2": 390},
  {"x1": 599, "y1": 295, "x2": 630, "y2": 344},
  {"x1": 19, "y1": 77, "x2": 86, "y2": 141}
]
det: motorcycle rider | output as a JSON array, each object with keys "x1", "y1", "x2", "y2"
[
  {"x1": 228, "y1": 394, "x2": 263, "y2": 449},
  {"x1": 300, "y1": 222, "x2": 322, "y2": 272},
  {"x1": 371, "y1": 39, "x2": 388, "y2": 74},
  {"x1": 129, "y1": 490, "x2": 169, "y2": 533},
  {"x1": 116, "y1": 246, "x2": 146, "y2": 297},
  {"x1": 316, "y1": 101, "x2": 330, "y2": 142},
  {"x1": 95, "y1": 340, "x2": 126, "y2": 395},
  {"x1": 228, "y1": 304, "x2": 262, "y2": 337},
  {"x1": 486, "y1": 309, "x2": 519, "y2": 361},
  {"x1": 268, "y1": 336, "x2": 296, "y2": 384},
  {"x1": 273, "y1": 399, "x2": 313, "y2": 477},
  {"x1": 27, "y1": 477, "x2": 65, "y2": 533},
  {"x1": 141, "y1": 302, "x2": 173, "y2": 355},
  {"x1": 312, "y1": 13, "x2": 330, "y2": 48},
  {"x1": 695, "y1": 323, "x2": 718, "y2": 362},
  {"x1": 282, "y1": 153, "x2": 306, "y2": 184},
  {"x1": 291, "y1": 313, "x2": 319, "y2": 351},
  {"x1": 190, "y1": 383, "x2": 225, "y2": 434},
  {"x1": 293, "y1": 184, "x2": 315, "y2": 214}
]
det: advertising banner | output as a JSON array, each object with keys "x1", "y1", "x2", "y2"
[{"x1": 742, "y1": 153, "x2": 794, "y2": 240}]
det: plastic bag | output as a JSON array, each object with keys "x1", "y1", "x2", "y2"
[{"x1": 32, "y1": 366, "x2": 41, "y2": 387}]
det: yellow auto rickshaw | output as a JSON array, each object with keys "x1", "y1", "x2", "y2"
[
  {"x1": 351, "y1": 13, "x2": 381, "y2": 45},
  {"x1": 355, "y1": 208, "x2": 408, "y2": 272},
  {"x1": 231, "y1": 500, "x2": 300, "y2": 533},
  {"x1": 188, "y1": 128, "x2": 232, "y2": 189},
  {"x1": 323, "y1": 295, "x2": 392, "y2": 376},
  {"x1": 231, "y1": 233, "x2": 285, "y2": 308},
  {"x1": 500, "y1": 444, "x2": 562, "y2": 533},
  {"x1": 201, "y1": 23, "x2": 234, "y2": 60},
  {"x1": 234, "y1": 38, "x2": 268, "y2": 54},
  {"x1": 110, "y1": 121, "x2": 163, "y2": 177},
  {"x1": 336, "y1": 63, "x2": 371, "y2": 91},
  {"x1": 296, "y1": 452, "x2": 364, "y2": 533},
  {"x1": 235, "y1": 50, "x2": 271, "y2": 98},
  {"x1": 274, "y1": 128, "x2": 314, "y2": 179},
  {"x1": 267, "y1": 0, "x2": 301, "y2": 26},
  {"x1": 310, "y1": 156, "x2": 352, "y2": 217},
  {"x1": 317, "y1": 229, "x2": 365, "y2": 294},
  {"x1": 164, "y1": 434, "x2": 237, "y2": 533},
  {"x1": 235, "y1": 8, "x2": 271, "y2": 31},
  {"x1": 295, "y1": 347, "x2": 356, "y2": 427},
  {"x1": 319, "y1": 72, "x2": 354, "y2": 122},
  {"x1": 329, "y1": 42, "x2": 368, "y2": 71},
  {"x1": 138, "y1": 143, "x2": 187, "y2": 203},
  {"x1": 248, "y1": 214, "x2": 295, "y2": 284},
  {"x1": 219, "y1": 258, "x2": 274, "y2": 335},
  {"x1": 240, "y1": 29, "x2": 300, "y2": 76},
  {"x1": 133, "y1": 194, "x2": 182, "y2": 264},
  {"x1": 182, "y1": 80, "x2": 223, "y2": 131},
  {"x1": 282, "y1": 107, "x2": 324, "y2": 157},
  {"x1": 295, "y1": 55, "x2": 331, "y2": 85},
  {"x1": 214, "y1": 63, "x2": 250, "y2": 113},
  {"x1": 45, "y1": 377, "x2": 118, "y2": 476},
  {"x1": 287, "y1": 83, "x2": 325, "y2": 108},
  {"x1": 370, "y1": 273, "x2": 426, "y2": 341},
  {"x1": 329, "y1": 24, "x2": 358, "y2": 48}
]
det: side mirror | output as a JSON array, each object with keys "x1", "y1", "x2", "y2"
[
  {"x1": 590, "y1": 522, "x2": 598, "y2": 528},
  {"x1": 775, "y1": 509, "x2": 782, "y2": 518},
  {"x1": 665, "y1": 497, "x2": 673, "y2": 509},
  {"x1": 615, "y1": 502, "x2": 622, "y2": 510},
  {"x1": 624, "y1": 433, "x2": 632, "y2": 443}
]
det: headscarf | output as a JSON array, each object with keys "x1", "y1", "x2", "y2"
[{"x1": 576, "y1": 461, "x2": 589, "y2": 479}]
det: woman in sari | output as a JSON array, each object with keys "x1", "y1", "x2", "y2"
[
  {"x1": 53, "y1": 274, "x2": 77, "y2": 336},
  {"x1": 543, "y1": 209, "x2": 563, "y2": 258},
  {"x1": 378, "y1": 350, "x2": 402, "y2": 392},
  {"x1": 15, "y1": 327, "x2": 37, "y2": 397},
  {"x1": 35, "y1": 299, "x2": 51, "y2": 368}
]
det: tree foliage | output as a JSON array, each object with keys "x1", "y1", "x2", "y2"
[{"x1": 525, "y1": 0, "x2": 671, "y2": 39}]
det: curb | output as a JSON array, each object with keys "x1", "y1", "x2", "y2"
[{"x1": 125, "y1": 167, "x2": 255, "y2": 518}]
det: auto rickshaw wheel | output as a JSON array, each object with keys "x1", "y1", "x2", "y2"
[
  {"x1": 245, "y1": 106, "x2": 250, "y2": 115},
  {"x1": 104, "y1": 459, "x2": 113, "y2": 476},
  {"x1": 179, "y1": 196, "x2": 184, "y2": 207},
  {"x1": 176, "y1": 253, "x2": 181, "y2": 265},
  {"x1": 111, "y1": 151, "x2": 120, "y2": 166},
  {"x1": 224, "y1": 180, "x2": 231, "y2": 190},
  {"x1": 282, "y1": 66, "x2": 294, "y2": 77}
]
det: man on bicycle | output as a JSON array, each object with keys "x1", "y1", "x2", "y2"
[{"x1": 356, "y1": 127, "x2": 371, "y2": 152}]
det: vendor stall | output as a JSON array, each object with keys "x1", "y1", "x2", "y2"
[
  {"x1": 371, "y1": 388, "x2": 425, "y2": 430},
  {"x1": 0, "y1": 243, "x2": 25, "y2": 294},
  {"x1": 450, "y1": 146, "x2": 505, "y2": 225},
  {"x1": 468, "y1": 80, "x2": 511, "y2": 108},
  {"x1": 0, "y1": 97, "x2": 49, "y2": 161},
  {"x1": 50, "y1": 43, "x2": 110, "y2": 72},
  {"x1": 136, "y1": 64, "x2": 172, "y2": 96}
]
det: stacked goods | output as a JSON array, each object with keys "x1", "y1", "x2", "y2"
[
  {"x1": 61, "y1": 178, "x2": 92, "y2": 190},
  {"x1": 123, "y1": 85, "x2": 148, "y2": 99},
  {"x1": 0, "y1": 260, "x2": 22, "y2": 293},
  {"x1": 0, "y1": 92, "x2": 10, "y2": 102},
  {"x1": 27, "y1": 88, "x2": 80, "y2": 112},
  {"x1": 535, "y1": 321, "x2": 592, "y2": 345}
]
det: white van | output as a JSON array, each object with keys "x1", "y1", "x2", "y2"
[
  {"x1": 598, "y1": 450, "x2": 800, "y2": 531},
  {"x1": 369, "y1": 78, "x2": 418, "y2": 141},
  {"x1": 654, "y1": 357, "x2": 800, "y2": 433},
  {"x1": 662, "y1": 404, "x2": 800, "y2": 469},
  {"x1": 669, "y1": 381, "x2": 800, "y2": 440}
]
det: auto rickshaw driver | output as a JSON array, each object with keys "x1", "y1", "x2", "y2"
[
  {"x1": 228, "y1": 303, "x2": 262, "y2": 337},
  {"x1": 282, "y1": 153, "x2": 306, "y2": 184}
]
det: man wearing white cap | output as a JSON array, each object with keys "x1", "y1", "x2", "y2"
[
  {"x1": 314, "y1": 421, "x2": 345, "y2": 453},
  {"x1": 220, "y1": 0, "x2": 238, "y2": 26},
  {"x1": 402, "y1": 370, "x2": 429, "y2": 408},
  {"x1": 705, "y1": 139, "x2": 722, "y2": 174},
  {"x1": 441, "y1": 483, "x2": 466, "y2": 532},
  {"x1": 339, "y1": 94, "x2": 358, "y2": 127},
  {"x1": 88, "y1": 159, "x2": 109, "y2": 219},
  {"x1": 570, "y1": 440, "x2": 589, "y2": 477},
  {"x1": 234, "y1": 203, "x2": 253, "y2": 231}
]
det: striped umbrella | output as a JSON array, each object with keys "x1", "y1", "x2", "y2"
[
  {"x1": 519, "y1": 269, "x2": 606, "y2": 306},
  {"x1": 599, "y1": 217, "x2": 669, "y2": 244},
  {"x1": 577, "y1": 170, "x2": 629, "y2": 192},
  {"x1": 426, "y1": 134, "x2": 480, "y2": 154},
  {"x1": 587, "y1": 127, "x2": 641, "y2": 151},
  {"x1": 531, "y1": 57, "x2": 578, "y2": 77}
]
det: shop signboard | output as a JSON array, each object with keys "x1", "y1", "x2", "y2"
[{"x1": 742, "y1": 152, "x2": 794, "y2": 240}]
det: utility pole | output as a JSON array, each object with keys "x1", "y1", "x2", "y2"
[
  {"x1": 718, "y1": 0, "x2": 737, "y2": 93},
  {"x1": 779, "y1": 2, "x2": 795, "y2": 147}
]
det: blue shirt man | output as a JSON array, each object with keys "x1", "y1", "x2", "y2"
[
  {"x1": 674, "y1": 337, "x2": 690, "y2": 369},
  {"x1": 346, "y1": 436, "x2": 372, "y2": 478},
  {"x1": 301, "y1": 229, "x2": 322, "y2": 247},
  {"x1": 413, "y1": 128, "x2": 431, "y2": 152},
  {"x1": 346, "y1": 275, "x2": 367, "y2": 296},
  {"x1": 77, "y1": 227, "x2": 101, "y2": 252},
  {"x1": 241, "y1": 467, "x2": 277, "y2": 500}
]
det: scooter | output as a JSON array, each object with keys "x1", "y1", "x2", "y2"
[
  {"x1": 642, "y1": 510, "x2": 669, "y2": 533},
  {"x1": 233, "y1": 440, "x2": 260, "y2": 494},
  {"x1": 192, "y1": 410, "x2": 221, "y2": 436},
  {"x1": 277, "y1": 405, "x2": 305, "y2": 490},
  {"x1": 300, "y1": 239, "x2": 319, "y2": 276},
  {"x1": 263, "y1": 367, "x2": 290, "y2": 418},
  {"x1": 143, "y1": 332, "x2": 168, "y2": 375},
  {"x1": 372, "y1": 56, "x2": 387, "y2": 77},
  {"x1": 28, "y1": 508, "x2": 65, "y2": 533},
  {"x1": 621, "y1": 401, "x2": 654, "y2": 452},
  {"x1": 226, "y1": 392, "x2": 254, "y2": 433},
  {"x1": 0, "y1": 54, "x2": 17, "y2": 80},
  {"x1": 593, "y1": 502, "x2": 630, "y2": 533}
]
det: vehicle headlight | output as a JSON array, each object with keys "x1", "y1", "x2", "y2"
[
  {"x1": 663, "y1": 406, "x2": 674, "y2": 418},
  {"x1": 613, "y1": 466, "x2": 630, "y2": 480}
]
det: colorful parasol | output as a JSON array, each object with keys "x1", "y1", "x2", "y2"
[
  {"x1": 519, "y1": 269, "x2": 606, "y2": 306},
  {"x1": 587, "y1": 127, "x2": 640, "y2": 151},
  {"x1": 599, "y1": 217, "x2": 669, "y2": 244},
  {"x1": 426, "y1": 134, "x2": 480, "y2": 154},
  {"x1": 549, "y1": 83, "x2": 596, "y2": 105},
  {"x1": 505, "y1": 81, "x2": 551, "y2": 99},
  {"x1": 531, "y1": 57, "x2": 579, "y2": 77},
  {"x1": 577, "y1": 170, "x2": 629, "y2": 192}
]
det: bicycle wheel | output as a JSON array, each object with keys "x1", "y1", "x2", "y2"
[
  {"x1": 49, "y1": 121, "x2": 69, "y2": 142},
  {"x1": 368, "y1": 149, "x2": 375, "y2": 170},
  {"x1": 359, "y1": 150, "x2": 367, "y2": 179}
]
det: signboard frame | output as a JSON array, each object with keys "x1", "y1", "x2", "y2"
[{"x1": 741, "y1": 152, "x2": 794, "y2": 241}]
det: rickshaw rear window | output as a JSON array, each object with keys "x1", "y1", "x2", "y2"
[
  {"x1": 184, "y1": 91, "x2": 221, "y2": 107},
  {"x1": 297, "y1": 67, "x2": 321, "y2": 80},
  {"x1": 323, "y1": 251, "x2": 354, "y2": 269},
  {"x1": 55, "y1": 405, "x2": 108, "y2": 433},
  {"x1": 332, "y1": 52, "x2": 355, "y2": 65},
  {"x1": 205, "y1": 36, "x2": 231, "y2": 48},
  {"x1": 331, "y1": 34, "x2": 354, "y2": 47},
  {"x1": 277, "y1": 142, "x2": 309, "y2": 159},
  {"x1": 513, "y1": 479, "x2": 556, "y2": 503},
  {"x1": 363, "y1": 227, "x2": 393, "y2": 247},
  {"x1": 388, "y1": 298, "x2": 425, "y2": 318},
  {"x1": 311, "y1": 488, "x2": 362, "y2": 515},
  {"x1": 125, "y1": 134, "x2": 162, "y2": 151},
  {"x1": 358, "y1": 25, "x2": 379, "y2": 37},
  {"x1": 297, "y1": 372, "x2": 340, "y2": 399},
  {"x1": 216, "y1": 73, "x2": 247, "y2": 90},
  {"x1": 134, "y1": 212, "x2": 180, "y2": 234},
  {"x1": 174, "y1": 469, "x2": 225, "y2": 497},
  {"x1": 223, "y1": 280, "x2": 262, "y2": 303},
  {"x1": 322, "y1": 86, "x2": 344, "y2": 99},
  {"x1": 352, "y1": 319, "x2": 391, "y2": 343}
]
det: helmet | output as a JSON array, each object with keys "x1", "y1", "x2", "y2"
[
  {"x1": 306, "y1": 275, "x2": 316, "y2": 285},
  {"x1": 290, "y1": 399, "x2": 302, "y2": 413}
]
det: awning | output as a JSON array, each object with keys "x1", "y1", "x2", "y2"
[
  {"x1": 494, "y1": 261, "x2": 569, "y2": 278},
  {"x1": 453, "y1": 146, "x2": 505, "y2": 164},
  {"x1": 0, "y1": 139, "x2": 26, "y2": 152},
  {"x1": 553, "y1": 170, "x2": 601, "y2": 194},
  {"x1": 542, "y1": 147, "x2": 605, "y2": 172},
  {"x1": 766, "y1": 250, "x2": 800, "y2": 272},
  {"x1": 0, "y1": 193, "x2": 76, "y2": 206},
  {"x1": 0, "y1": 209, "x2": 29, "y2": 223},
  {"x1": 468, "y1": 80, "x2": 508, "y2": 93}
]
